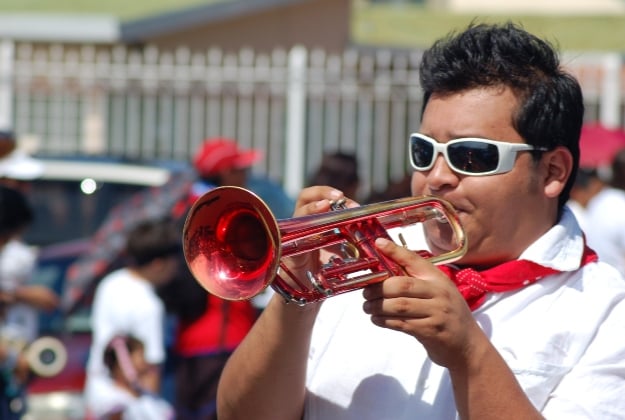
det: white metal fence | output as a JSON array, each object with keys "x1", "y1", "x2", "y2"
[{"x1": 0, "y1": 40, "x2": 623, "y2": 199}]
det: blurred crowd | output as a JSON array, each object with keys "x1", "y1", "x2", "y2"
[{"x1": 0, "y1": 124, "x2": 415, "y2": 419}]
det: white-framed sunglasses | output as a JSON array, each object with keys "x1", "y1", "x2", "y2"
[{"x1": 409, "y1": 133, "x2": 548, "y2": 176}]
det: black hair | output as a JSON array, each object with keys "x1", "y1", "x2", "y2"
[
  {"x1": 419, "y1": 22, "x2": 584, "y2": 209},
  {"x1": 103, "y1": 334, "x2": 144, "y2": 372},
  {"x1": 572, "y1": 167, "x2": 599, "y2": 188},
  {"x1": 125, "y1": 217, "x2": 181, "y2": 267},
  {"x1": 610, "y1": 148, "x2": 625, "y2": 189},
  {"x1": 0, "y1": 185, "x2": 34, "y2": 238},
  {"x1": 307, "y1": 151, "x2": 360, "y2": 191}
]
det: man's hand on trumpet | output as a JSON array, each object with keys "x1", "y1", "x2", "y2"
[
  {"x1": 294, "y1": 187, "x2": 480, "y2": 369},
  {"x1": 282, "y1": 186, "x2": 361, "y2": 299},
  {"x1": 361, "y1": 237, "x2": 487, "y2": 371},
  {"x1": 292, "y1": 186, "x2": 360, "y2": 217}
]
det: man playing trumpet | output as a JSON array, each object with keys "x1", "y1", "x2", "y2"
[{"x1": 216, "y1": 23, "x2": 625, "y2": 419}]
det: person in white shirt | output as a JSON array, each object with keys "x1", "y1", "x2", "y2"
[
  {"x1": 84, "y1": 217, "x2": 181, "y2": 419},
  {"x1": 0, "y1": 130, "x2": 59, "y2": 346},
  {"x1": 101, "y1": 334, "x2": 174, "y2": 420},
  {"x1": 566, "y1": 167, "x2": 605, "y2": 234},
  {"x1": 0, "y1": 184, "x2": 59, "y2": 420},
  {"x1": 215, "y1": 23, "x2": 625, "y2": 419},
  {"x1": 585, "y1": 148, "x2": 625, "y2": 273}
]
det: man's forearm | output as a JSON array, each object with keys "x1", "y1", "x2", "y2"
[
  {"x1": 13, "y1": 285, "x2": 59, "y2": 311},
  {"x1": 218, "y1": 295, "x2": 321, "y2": 420}
]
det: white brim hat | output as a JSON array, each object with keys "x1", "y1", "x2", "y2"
[{"x1": 0, "y1": 149, "x2": 44, "y2": 180}]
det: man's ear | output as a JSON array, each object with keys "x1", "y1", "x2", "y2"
[{"x1": 543, "y1": 146, "x2": 574, "y2": 198}]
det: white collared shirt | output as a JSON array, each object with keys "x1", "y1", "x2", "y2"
[{"x1": 305, "y1": 208, "x2": 625, "y2": 419}]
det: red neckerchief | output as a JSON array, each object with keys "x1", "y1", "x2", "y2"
[{"x1": 437, "y1": 245, "x2": 598, "y2": 311}]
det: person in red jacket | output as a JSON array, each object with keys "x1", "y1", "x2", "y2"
[{"x1": 171, "y1": 138, "x2": 268, "y2": 420}]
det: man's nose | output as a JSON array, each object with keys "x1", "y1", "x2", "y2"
[{"x1": 426, "y1": 155, "x2": 460, "y2": 190}]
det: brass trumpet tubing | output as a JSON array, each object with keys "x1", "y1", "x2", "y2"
[
  {"x1": 281, "y1": 229, "x2": 346, "y2": 257},
  {"x1": 276, "y1": 197, "x2": 438, "y2": 240},
  {"x1": 183, "y1": 186, "x2": 468, "y2": 304},
  {"x1": 271, "y1": 204, "x2": 456, "y2": 304},
  {"x1": 307, "y1": 218, "x2": 404, "y2": 302}
]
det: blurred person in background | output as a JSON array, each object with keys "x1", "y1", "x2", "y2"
[
  {"x1": 584, "y1": 147, "x2": 625, "y2": 272},
  {"x1": 0, "y1": 185, "x2": 58, "y2": 344},
  {"x1": 172, "y1": 137, "x2": 295, "y2": 220},
  {"x1": 165, "y1": 137, "x2": 278, "y2": 420},
  {"x1": 364, "y1": 174, "x2": 412, "y2": 204},
  {"x1": 101, "y1": 334, "x2": 174, "y2": 419},
  {"x1": 566, "y1": 167, "x2": 605, "y2": 233},
  {"x1": 0, "y1": 129, "x2": 58, "y2": 330},
  {"x1": 216, "y1": 22, "x2": 625, "y2": 419},
  {"x1": 307, "y1": 151, "x2": 361, "y2": 201},
  {"x1": 0, "y1": 184, "x2": 58, "y2": 419},
  {"x1": 84, "y1": 217, "x2": 181, "y2": 419}
]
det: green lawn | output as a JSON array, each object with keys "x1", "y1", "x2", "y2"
[
  {"x1": 0, "y1": 0, "x2": 214, "y2": 20},
  {"x1": 352, "y1": 2, "x2": 625, "y2": 52},
  {"x1": 0, "y1": 0, "x2": 623, "y2": 51}
]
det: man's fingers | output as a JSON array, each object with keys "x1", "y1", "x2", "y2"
[
  {"x1": 293, "y1": 186, "x2": 343, "y2": 217},
  {"x1": 374, "y1": 237, "x2": 432, "y2": 277}
]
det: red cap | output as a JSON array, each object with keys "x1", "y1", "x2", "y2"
[{"x1": 193, "y1": 138, "x2": 262, "y2": 177}]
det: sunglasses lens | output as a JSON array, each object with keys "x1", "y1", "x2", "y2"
[
  {"x1": 447, "y1": 141, "x2": 499, "y2": 173},
  {"x1": 410, "y1": 136, "x2": 435, "y2": 169}
]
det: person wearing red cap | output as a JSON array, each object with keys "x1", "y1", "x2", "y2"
[
  {"x1": 170, "y1": 137, "x2": 294, "y2": 221},
  {"x1": 189, "y1": 137, "x2": 262, "y2": 199},
  {"x1": 168, "y1": 137, "x2": 281, "y2": 420},
  {"x1": 192, "y1": 137, "x2": 262, "y2": 189}
]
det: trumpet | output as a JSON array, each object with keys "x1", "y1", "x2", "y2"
[{"x1": 183, "y1": 186, "x2": 467, "y2": 305}]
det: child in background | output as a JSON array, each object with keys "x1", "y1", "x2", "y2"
[
  {"x1": 84, "y1": 217, "x2": 180, "y2": 418},
  {"x1": 101, "y1": 334, "x2": 174, "y2": 420}
]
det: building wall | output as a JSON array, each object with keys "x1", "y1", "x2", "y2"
[{"x1": 144, "y1": 0, "x2": 351, "y2": 53}]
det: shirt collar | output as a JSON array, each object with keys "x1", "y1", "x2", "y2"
[{"x1": 518, "y1": 206, "x2": 585, "y2": 272}]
